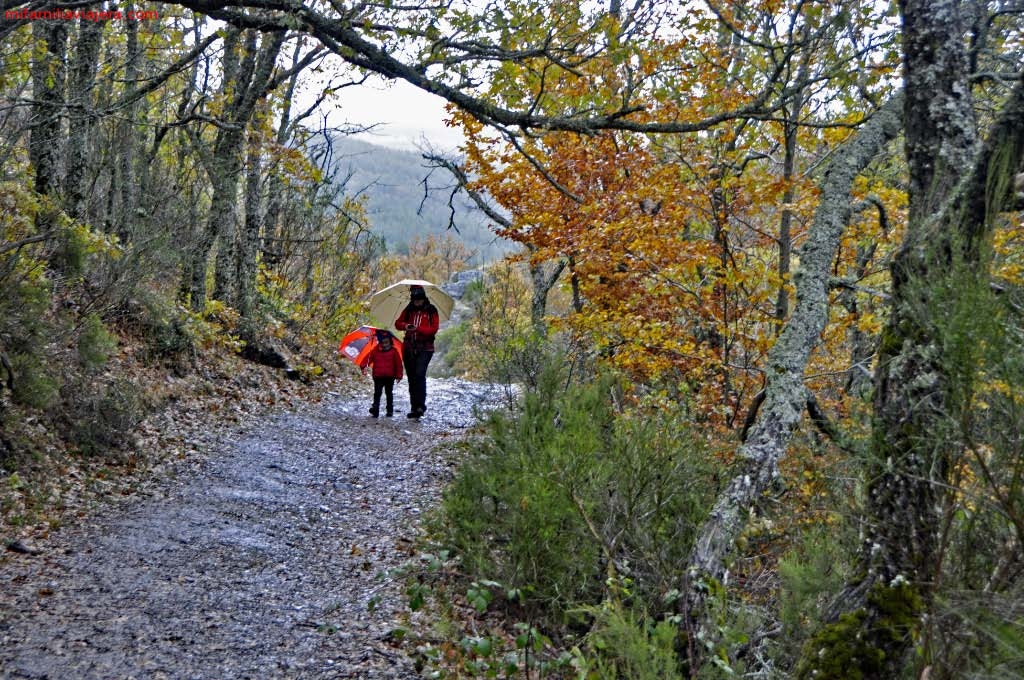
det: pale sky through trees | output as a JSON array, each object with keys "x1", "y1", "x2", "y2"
[{"x1": 330, "y1": 75, "x2": 466, "y2": 152}]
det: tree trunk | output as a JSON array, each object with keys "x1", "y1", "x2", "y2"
[
  {"x1": 116, "y1": 8, "x2": 142, "y2": 242},
  {"x1": 29, "y1": 20, "x2": 68, "y2": 199},
  {"x1": 211, "y1": 146, "x2": 245, "y2": 304},
  {"x1": 191, "y1": 134, "x2": 245, "y2": 309},
  {"x1": 210, "y1": 29, "x2": 257, "y2": 306},
  {"x1": 528, "y1": 254, "x2": 566, "y2": 333},
  {"x1": 681, "y1": 93, "x2": 905, "y2": 661},
  {"x1": 261, "y1": 40, "x2": 302, "y2": 273},
  {"x1": 237, "y1": 131, "x2": 263, "y2": 320},
  {"x1": 188, "y1": 28, "x2": 285, "y2": 311},
  {"x1": 774, "y1": 75, "x2": 807, "y2": 327},
  {"x1": 65, "y1": 16, "x2": 104, "y2": 220},
  {"x1": 796, "y1": 0, "x2": 1024, "y2": 675},
  {"x1": 840, "y1": 239, "x2": 879, "y2": 399}
]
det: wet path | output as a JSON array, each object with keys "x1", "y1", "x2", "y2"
[{"x1": 0, "y1": 378, "x2": 505, "y2": 679}]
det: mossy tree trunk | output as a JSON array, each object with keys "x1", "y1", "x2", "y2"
[
  {"x1": 681, "y1": 91, "x2": 905, "y2": 658},
  {"x1": 238, "y1": 126, "x2": 263, "y2": 322},
  {"x1": 115, "y1": 8, "x2": 142, "y2": 242},
  {"x1": 797, "y1": 0, "x2": 1024, "y2": 676},
  {"x1": 861, "y1": 0, "x2": 978, "y2": 628},
  {"x1": 65, "y1": 16, "x2": 103, "y2": 221},
  {"x1": 29, "y1": 20, "x2": 68, "y2": 200},
  {"x1": 187, "y1": 28, "x2": 285, "y2": 312}
]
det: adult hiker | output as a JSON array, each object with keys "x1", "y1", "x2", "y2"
[{"x1": 395, "y1": 284, "x2": 439, "y2": 418}]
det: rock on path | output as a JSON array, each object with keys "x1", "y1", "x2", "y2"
[{"x1": 0, "y1": 378, "x2": 506, "y2": 679}]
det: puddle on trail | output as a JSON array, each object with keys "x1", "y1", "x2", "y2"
[{"x1": 0, "y1": 378, "x2": 510, "y2": 679}]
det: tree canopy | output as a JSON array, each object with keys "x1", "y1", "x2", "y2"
[{"x1": 3, "y1": 0, "x2": 1023, "y2": 676}]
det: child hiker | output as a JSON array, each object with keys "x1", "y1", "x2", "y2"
[{"x1": 364, "y1": 330, "x2": 403, "y2": 417}]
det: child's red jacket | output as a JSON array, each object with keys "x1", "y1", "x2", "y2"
[{"x1": 366, "y1": 345, "x2": 403, "y2": 380}]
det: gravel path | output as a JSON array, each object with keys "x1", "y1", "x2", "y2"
[{"x1": 0, "y1": 378, "x2": 505, "y2": 679}]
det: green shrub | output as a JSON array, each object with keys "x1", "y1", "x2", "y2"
[
  {"x1": 9, "y1": 353, "x2": 61, "y2": 410},
  {"x1": 68, "y1": 377, "x2": 145, "y2": 455},
  {"x1": 438, "y1": 364, "x2": 718, "y2": 626},
  {"x1": 136, "y1": 294, "x2": 193, "y2": 362},
  {"x1": 77, "y1": 313, "x2": 118, "y2": 371},
  {"x1": 433, "y1": 319, "x2": 471, "y2": 377},
  {"x1": 444, "y1": 263, "x2": 551, "y2": 386},
  {"x1": 927, "y1": 592, "x2": 1024, "y2": 680},
  {"x1": 51, "y1": 228, "x2": 87, "y2": 276},
  {"x1": 574, "y1": 603, "x2": 684, "y2": 680},
  {"x1": 776, "y1": 525, "x2": 855, "y2": 665},
  {"x1": 1, "y1": 279, "x2": 59, "y2": 410},
  {"x1": 0, "y1": 271, "x2": 52, "y2": 355},
  {"x1": 921, "y1": 267, "x2": 1024, "y2": 680}
]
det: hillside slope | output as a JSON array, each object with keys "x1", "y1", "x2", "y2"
[{"x1": 330, "y1": 137, "x2": 513, "y2": 264}]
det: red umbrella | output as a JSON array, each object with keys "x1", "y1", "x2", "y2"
[{"x1": 338, "y1": 326, "x2": 403, "y2": 368}]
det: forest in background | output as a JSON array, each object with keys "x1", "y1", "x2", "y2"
[
  {"x1": 0, "y1": 4, "x2": 483, "y2": 552},
  {"x1": 329, "y1": 136, "x2": 512, "y2": 263},
  {"x1": 2, "y1": 0, "x2": 1024, "y2": 678}
]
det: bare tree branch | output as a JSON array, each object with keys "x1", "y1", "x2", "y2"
[{"x1": 0, "y1": 232, "x2": 53, "y2": 257}]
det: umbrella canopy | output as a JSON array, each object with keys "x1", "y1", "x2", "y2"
[
  {"x1": 369, "y1": 279, "x2": 454, "y2": 334},
  {"x1": 338, "y1": 325, "x2": 403, "y2": 368}
]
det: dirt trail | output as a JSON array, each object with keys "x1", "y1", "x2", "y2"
[{"x1": 0, "y1": 378, "x2": 505, "y2": 679}]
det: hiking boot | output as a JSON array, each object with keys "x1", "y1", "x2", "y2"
[
  {"x1": 385, "y1": 410, "x2": 393, "y2": 417},
  {"x1": 368, "y1": 407, "x2": 379, "y2": 418},
  {"x1": 406, "y1": 410, "x2": 421, "y2": 419}
]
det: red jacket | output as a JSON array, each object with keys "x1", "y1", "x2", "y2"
[
  {"x1": 367, "y1": 345, "x2": 403, "y2": 380},
  {"x1": 396, "y1": 303, "x2": 439, "y2": 351}
]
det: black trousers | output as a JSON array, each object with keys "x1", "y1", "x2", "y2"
[
  {"x1": 402, "y1": 349, "x2": 433, "y2": 413},
  {"x1": 371, "y1": 377, "x2": 395, "y2": 414}
]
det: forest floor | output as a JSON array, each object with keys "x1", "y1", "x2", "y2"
[{"x1": 0, "y1": 362, "x2": 506, "y2": 679}]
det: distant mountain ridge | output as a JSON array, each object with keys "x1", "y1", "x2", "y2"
[{"x1": 329, "y1": 137, "x2": 512, "y2": 264}]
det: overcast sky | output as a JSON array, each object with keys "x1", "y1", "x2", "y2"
[{"x1": 327, "y1": 75, "x2": 466, "y2": 152}]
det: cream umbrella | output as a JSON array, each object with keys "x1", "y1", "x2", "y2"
[{"x1": 369, "y1": 279, "x2": 454, "y2": 334}]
